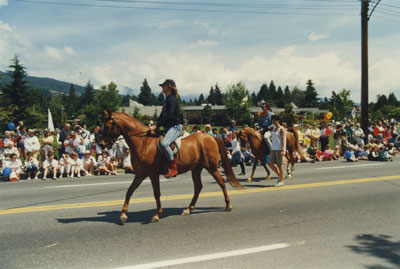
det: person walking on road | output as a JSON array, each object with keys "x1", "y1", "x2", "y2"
[{"x1": 268, "y1": 115, "x2": 286, "y2": 187}]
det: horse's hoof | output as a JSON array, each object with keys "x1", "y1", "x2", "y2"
[
  {"x1": 287, "y1": 175, "x2": 292, "y2": 179},
  {"x1": 182, "y1": 209, "x2": 191, "y2": 216},
  {"x1": 225, "y1": 205, "x2": 232, "y2": 212},
  {"x1": 266, "y1": 175, "x2": 271, "y2": 180},
  {"x1": 120, "y1": 214, "x2": 128, "y2": 224},
  {"x1": 246, "y1": 177, "x2": 253, "y2": 182},
  {"x1": 151, "y1": 215, "x2": 160, "y2": 223}
]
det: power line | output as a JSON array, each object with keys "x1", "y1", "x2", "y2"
[{"x1": 11, "y1": 0, "x2": 359, "y2": 16}]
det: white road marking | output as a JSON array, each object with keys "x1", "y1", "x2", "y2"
[
  {"x1": 315, "y1": 163, "x2": 382, "y2": 170},
  {"x1": 118, "y1": 243, "x2": 292, "y2": 269}
]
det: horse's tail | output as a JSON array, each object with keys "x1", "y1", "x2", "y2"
[
  {"x1": 288, "y1": 127, "x2": 304, "y2": 159},
  {"x1": 214, "y1": 137, "x2": 243, "y2": 189}
]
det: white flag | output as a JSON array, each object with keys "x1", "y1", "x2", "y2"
[{"x1": 48, "y1": 108, "x2": 55, "y2": 132}]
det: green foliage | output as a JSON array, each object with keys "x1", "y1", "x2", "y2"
[
  {"x1": 207, "y1": 84, "x2": 223, "y2": 105},
  {"x1": 303, "y1": 80, "x2": 318, "y2": 107},
  {"x1": 223, "y1": 81, "x2": 251, "y2": 125},
  {"x1": 280, "y1": 103, "x2": 297, "y2": 127},
  {"x1": 276, "y1": 86, "x2": 285, "y2": 108},
  {"x1": 291, "y1": 87, "x2": 305, "y2": 107},
  {"x1": 157, "y1": 92, "x2": 165, "y2": 105},
  {"x1": 201, "y1": 103, "x2": 213, "y2": 124},
  {"x1": 137, "y1": 79, "x2": 157, "y2": 105},
  {"x1": 327, "y1": 89, "x2": 353, "y2": 120}
]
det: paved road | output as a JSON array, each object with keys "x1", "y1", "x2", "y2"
[{"x1": 1, "y1": 158, "x2": 399, "y2": 269}]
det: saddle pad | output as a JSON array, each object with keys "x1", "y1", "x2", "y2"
[{"x1": 159, "y1": 132, "x2": 190, "y2": 155}]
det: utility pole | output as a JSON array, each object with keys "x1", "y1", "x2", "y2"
[{"x1": 361, "y1": 0, "x2": 369, "y2": 141}]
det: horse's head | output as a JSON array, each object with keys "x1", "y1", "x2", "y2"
[
  {"x1": 99, "y1": 110, "x2": 124, "y2": 149},
  {"x1": 236, "y1": 129, "x2": 249, "y2": 148}
]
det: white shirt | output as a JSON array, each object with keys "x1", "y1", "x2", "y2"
[
  {"x1": 97, "y1": 155, "x2": 110, "y2": 167},
  {"x1": 5, "y1": 159, "x2": 22, "y2": 174},
  {"x1": 271, "y1": 126, "x2": 285, "y2": 151},
  {"x1": 43, "y1": 159, "x2": 58, "y2": 169},
  {"x1": 24, "y1": 136, "x2": 40, "y2": 152},
  {"x1": 229, "y1": 138, "x2": 241, "y2": 155},
  {"x1": 64, "y1": 140, "x2": 74, "y2": 154},
  {"x1": 24, "y1": 158, "x2": 39, "y2": 168},
  {"x1": 123, "y1": 154, "x2": 132, "y2": 168},
  {"x1": 83, "y1": 156, "x2": 97, "y2": 166}
]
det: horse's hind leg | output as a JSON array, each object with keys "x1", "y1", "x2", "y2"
[
  {"x1": 246, "y1": 158, "x2": 258, "y2": 182},
  {"x1": 120, "y1": 174, "x2": 146, "y2": 224},
  {"x1": 208, "y1": 169, "x2": 232, "y2": 212},
  {"x1": 260, "y1": 158, "x2": 271, "y2": 180},
  {"x1": 182, "y1": 166, "x2": 203, "y2": 216},
  {"x1": 286, "y1": 150, "x2": 294, "y2": 179}
]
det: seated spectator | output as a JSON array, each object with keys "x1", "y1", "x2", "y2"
[
  {"x1": 42, "y1": 152, "x2": 58, "y2": 180},
  {"x1": 307, "y1": 145, "x2": 321, "y2": 162},
  {"x1": 4, "y1": 153, "x2": 22, "y2": 181},
  {"x1": 387, "y1": 143, "x2": 398, "y2": 156},
  {"x1": 97, "y1": 151, "x2": 117, "y2": 175},
  {"x1": 345, "y1": 147, "x2": 358, "y2": 162},
  {"x1": 322, "y1": 145, "x2": 335, "y2": 161},
  {"x1": 122, "y1": 149, "x2": 134, "y2": 173},
  {"x1": 24, "y1": 151, "x2": 39, "y2": 180},
  {"x1": 58, "y1": 153, "x2": 72, "y2": 178},
  {"x1": 333, "y1": 145, "x2": 341, "y2": 160},
  {"x1": 82, "y1": 150, "x2": 97, "y2": 176},
  {"x1": 70, "y1": 152, "x2": 83, "y2": 178},
  {"x1": 3, "y1": 141, "x2": 19, "y2": 164},
  {"x1": 368, "y1": 146, "x2": 380, "y2": 161},
  {"x1": 359, "y1": 145, "x2": 370, "y2": 160},
  {"x1": 243, "y1": 144, "x2": 255, "y2": 166}
]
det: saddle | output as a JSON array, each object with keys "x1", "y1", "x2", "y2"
[{"x1": 157, "y1": 132, "x2": 190, "y2": 158}]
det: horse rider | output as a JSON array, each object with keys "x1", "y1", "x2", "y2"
[
  {"x1": 149, "y1": 79, "x2": 183, "y2": 178},
  {"x1": 258, "y1": 102, "x2": 274, "y2": 151}
]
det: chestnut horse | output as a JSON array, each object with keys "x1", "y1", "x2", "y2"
[
  {"x1": 237, "y1": 127, "x2": 303, "y2": 181},
  {"x1": 99, "y1": 111, "x2": 243, "y2": 224}
]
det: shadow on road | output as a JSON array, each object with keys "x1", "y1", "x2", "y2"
[
  {"x1": 347, "y1": 234, "x2": 400, "y2": 269},
  {"x1": 56, "y1": 207, "x2": 224, "y2": 225}
]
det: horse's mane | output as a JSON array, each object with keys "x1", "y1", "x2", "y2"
[
  {"x1": 243, "y1": 127, "x2": 263, "y2": 141},
  {"x1": 114, "y1": 112, "x2": 149, "y2": 132}
]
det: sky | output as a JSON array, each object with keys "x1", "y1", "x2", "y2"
[{"x1": 0, "y1": 0, "x2": 399, "y2": 102}]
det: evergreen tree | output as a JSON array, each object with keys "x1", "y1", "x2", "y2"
[
  {"x1": 276, "y1": 86, "x2": 285, "y2": 108},
  {"x1": 157, "y1": 92, "x2": 165, "y2": 105},
  {"x1": 137, "y1": 79, "x2": 156, "y2": 105},
  {"x1": 268, "y1": 80, "x2": 277, "y2": 101},
  {"x1": 257, "y1": 84, "x2": 268, "y2": 103},
  {"x1": 283, "y1": 86, "x2": 292, "y2": 105},
  {"x1": 388, "y1": 92, "x2": 399, "y2": 106},
  {"x1": 213, "y1": 84, "x2": 223, "y2": 105},
  {"x1": 201, "y1": 103, "x2": 213, "y2": 124},
  {"x1": 198, "y1": 93, "x2": 205, "y2": 105},
  {"x1": 1, "y1": 56, "x2": 30, "y2": 121},
  {"x1": 81, "y1": 80, "x2": 95, "y2": 106},
  {"x1": 97, "y1": 82, "x2": 122, "y2": 112},
  {"x1": 291, "y1": 87, "x2": 305, "y2": 107},
  {"x1": 65, "y1": 84, "x2": 79, "y2": 117},
  {"x1": 375, "y1": 94, "x2": 388, "y2": 110},
  {"x1": 303, "y1": 80, "x2": 318, "y2": 107},
  {"x1": 250, "y1": 92, "x2": 257, "y2": 106},
  {"x1": 207, "y1": 86, "x2": 216, "y2": 105}
]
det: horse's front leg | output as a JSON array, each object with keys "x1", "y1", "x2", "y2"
[
  {"x1": 246, "y1": 157, "x2": 258, "y2": 182},
  {"x1": 149, "y1": 174, "x2": 162, "y2": 223},
  {"x1": 120, "y1": 174, "x2": 146, "y2": 224},
  {"x1": 183, "y1": 167, "x2": 203, "y2": 216}
]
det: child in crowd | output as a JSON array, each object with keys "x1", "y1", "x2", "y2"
[
  {"x1": 122, "y1": 149, "x2": 134, "y2": 173},
  {"x1": 345, "y1": 146, "x2": 358, "y2": 162},
  {"x1": 76, "y1": 138, "x2": 86, "y2": 159},
  {"x1": 368, "y1": 146, "x2": 380, "y2": 161},
  {"x1": 82, "y1": 150, "x2": 96, "y2": 176},
  {"x1": 359, "y1": 145, "x2": 369, "y2": 160},
  {"x1": 70, "y1": 152, "x2": 83, "y2": 178},
  {"x1": 4, "y1": 153, "x2": 22, "y2": 181},
  {"x1": 42, "y1": 152, "x2": 58, "y2": 180},
  {"x1": 24, "y1": 151, "x2": 39, "y2": 180},
  {"x1": 243, "y1": 144, "x2": 255, "y2": 166},
  {"x1": 322, "y1": 145, "x2": 335, "y2": 161},
  {"x1": 97, "y1": 151, "x2": 117, "y2": 175},
  {"x1": 58, "y1": 153, "x2": 71, "y2": 178}
]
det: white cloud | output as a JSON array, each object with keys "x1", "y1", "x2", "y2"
[
  {"x1": 44, "y1": 46, "x2": 77, "y2": 60},
  {"x1": 0, "y1": 20, "x2": 11, "y2": 31},
  {"x1": 308, "y1": 32, "x2": 329, "y2": 42},
  {"x1": 0, "y1": 0, "x2": 8, "y2": 7},
  {"x1": 197, "y1": 40, "x2": 219, "y2": 47}
]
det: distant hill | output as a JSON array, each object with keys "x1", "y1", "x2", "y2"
[{"x1": 0, "y1": 71, "x2": 85, "y2": 95}]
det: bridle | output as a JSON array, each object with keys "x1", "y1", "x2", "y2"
[{"x1": 103, "y1": 116, "x2": 149, "y2": 148}]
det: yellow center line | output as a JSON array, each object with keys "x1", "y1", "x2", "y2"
[{"x1": 1, "y1": 175, "x2": 399, "y2": 215}]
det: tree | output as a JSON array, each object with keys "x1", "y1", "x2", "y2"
[
  {"x1": 157, "y1": 92, "x2": 165, "y2": 105},
  {"x1": 328, "y1": 89, "x2": 353, "y2": 120},
  {"x1": 137, "y1": 79, "x2": 156, "y2": 105},
  {"x1": 291, "y1": 87, "x2": 305, "y2": 107},
  {"x1": 1, "y1": 56, "x2": 30, "y2": 121},
  {"x1": 65, "y1": 84, "x2": 79, "y2": 118},
  {"x1": 388, "y1": 92, "x2": 399, "y2": 106},
  {"x1": 201, "y1": 103, "x2": 213, "y2": 124},
  {"x1": 256, "y1": 84, "x2": 268, "y2": 103},
  {"x1": 268, "y1": 80, "x2": 277, "y2": 101},
  {"x1": 223, "y1": 81, "x2": 251, "y2": 125},
  {"x1": 283, "y1": 86, "x2": 292, "y2": 105},
  {"x1": 81, "y1": 80, "x2": 96, "y2": 106},
  {"x1": 96, "y1": 82, "x2": 122, "y2": 112},
  {"x1": 276, "y1": 86, "x2": 285, "y2": 108},
  {"x1": 303, "y1": 80, "x2": 318, "y2": 107},
  {"x1": 375, "y1": 94, "x2": 388, "y2": 110},
  {"x1": 208, "y1": 84, "x2": 223, "y2": 105}
]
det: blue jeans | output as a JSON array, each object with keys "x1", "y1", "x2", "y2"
[{"x1": 160, "y1": 125, "x2": 182, "y2": 161}]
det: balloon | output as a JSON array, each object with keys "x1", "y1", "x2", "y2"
[
  {"x1": 326, "y1": 112, "x2": 332, "y2": 120},
  {"x1": 7, "y1": 122, "x2": 15, "y2": 131},
  {"x1": 305, "y1": 137, "x2": 311, "y2": 146},
  {"x1": 2, "y1": 168, "x2": 12, "y2": 177},
  {"x1": 325, "y1": 128, "x2": 332, "y2": 136}
]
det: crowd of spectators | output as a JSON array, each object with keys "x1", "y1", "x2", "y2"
[
  {"x1": 1, "y1": 121, "x2": 133, "y2": 181},
  {"x1": 1, "y1": 117, "x2": 399, "y2": 182}
]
